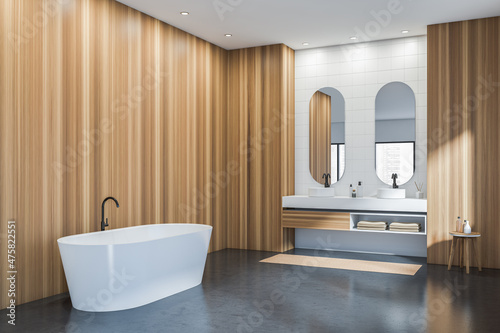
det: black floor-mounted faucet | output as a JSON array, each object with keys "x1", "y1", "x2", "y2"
[
  {"x1": 101, "y1": 197, "x2": 119, "y2": 231},
  {"x1": 391, "y1": 173, "x2": 399, "y2": 188}
]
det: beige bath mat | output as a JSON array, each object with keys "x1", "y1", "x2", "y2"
[{"x1": 260, "y1": 254, "x2": 421, "y2": 276}]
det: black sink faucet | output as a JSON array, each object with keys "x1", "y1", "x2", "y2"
[
  {"x1": 101, "y1": 197, "x2": 119, "y2": 231},
  {"x1": 391, "y1": 173, "x2": 399, "y2": 188},
  {"x1": 322, "y1": 173, "x2": 331, "y2": 188}
]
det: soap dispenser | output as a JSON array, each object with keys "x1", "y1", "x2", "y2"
[
  {"x1": 463, "y1": 220, "x2": 471, "y2": 234},
  {"x1": 357, "y1": 181, "x2": 363, "y2": 198},
  {"x1": 350, "y1": 184, "x2": 357, "y2": 198}
]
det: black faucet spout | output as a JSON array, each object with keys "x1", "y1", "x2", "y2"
[
  {"x1": 391, "y1": 173, "x2": 399, "y2": 189},
  {"x1": 101, "y1": 197, "x2": 119, "y2": 231},
  {"x1": 322, "y1": 173, "x2": 331, "y2": 188}
]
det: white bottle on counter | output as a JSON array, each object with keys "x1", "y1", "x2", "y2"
[{"x1": 357, "y1": 181, "x2": 363, "y2": 198}]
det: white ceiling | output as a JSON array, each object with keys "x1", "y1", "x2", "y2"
[{"x1": 115, "y1": 0, "x2": 500, "y2": 50}]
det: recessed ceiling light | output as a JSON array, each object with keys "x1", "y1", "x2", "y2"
[
  {"x1": 302, "y1": 42, "x2": 309, "y2": 46},
  {"x1": 225, "y1": 34, "x2": 232, "y2": 37},
  {"x1": 180, "y1": 11, "x2": 189, "y2": 16},
  {"x1": 401, "y1": 30, "x2": 409, "y2": 34},
  {"x1": 349, "y1": 36, "x2": 357, "y2": 40}
]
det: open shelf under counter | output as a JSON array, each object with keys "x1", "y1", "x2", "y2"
[{"x1": 350, "y1": 212, "x2": 427, "y2": 235}]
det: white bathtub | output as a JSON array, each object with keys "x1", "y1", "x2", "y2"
[{"x1": 57, "y1": 223, "x2": 212, "y2": 312}]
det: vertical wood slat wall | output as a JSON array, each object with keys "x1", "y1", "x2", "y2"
[
  {"x1": 427, "y1": 17, "x2": 500, "y2": 268},
  {"x1": 226, "y1": 45, "x2": 295, "y2": 252},
  {"x1": 309, "y1": 91, "x2": 331, "y2": 184},
  {"x1": 280, "y1": 46, "x2": 296, "y2": 252},
  {"x1": 0, "y1": 0, "x2": 295, "y2": 308}
]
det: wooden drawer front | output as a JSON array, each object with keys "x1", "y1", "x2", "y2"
[{"x1": 282, "y1": 210, "x2": 350, "y2": 230}]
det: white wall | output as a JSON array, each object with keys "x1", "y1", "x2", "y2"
[{"x1": 295, "y1": 36, "x2": 427, "y2": 198}]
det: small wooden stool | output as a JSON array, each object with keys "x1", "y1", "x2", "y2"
[{"x1": 448, "y1": 232, "x2": 482, "y2": 274}]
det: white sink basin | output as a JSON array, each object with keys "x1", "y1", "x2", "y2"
[
  {"x1": 377, "y1": 188, "x2": 406, "y2": 199},
  {"x1": 308, "y1": 187, "x2": 335, "y2": 197}
]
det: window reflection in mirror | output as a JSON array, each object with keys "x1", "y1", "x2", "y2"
[
  {"x1": 375, "y1": 82, "x2": 416, "y2": 186},
  {"x1": 309, "y1": 87, "x2": 345, "y2": 185},
  {"x1": 376, "y1": 142, "x2": 414, "y2": 185},
  {"x1": 331, "y1": 144, "x2": 345, "y2": 183}
]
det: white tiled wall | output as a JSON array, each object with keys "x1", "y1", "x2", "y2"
[{"x1": 295, "y1": 36, "x2": 427, "y2": 198}]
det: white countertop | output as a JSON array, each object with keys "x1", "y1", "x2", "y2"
[{"x1": 282, "y1": 195, "x2": 427, "y2": 213}]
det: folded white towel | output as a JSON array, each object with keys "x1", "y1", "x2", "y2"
[
  {"x1": 391, "y1": 222, "x2": 421, "y2": 228},
  {"x1": 390, "y1": 225, "x2": 420, "y2": 227},
  {"x1": 390, "y1": 226, "x2": 421, "y2": 230},
  {"x1": 389, "y1": 228, "x2": 421, "y2": 231},
  {"x1": 357, "y1": 223, "x2": 387, "y2": 226},
  {"x1": 357, "y1": 226, "x2": 387, "y2": 231},
  {"x1": 358, "y1": 221, "x2": 388, "y2": 226}
]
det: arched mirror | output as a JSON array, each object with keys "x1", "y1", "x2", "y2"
[
  {"x1": 309, "y1": 87, "x2": 345, "y2": 185},
  {"x1": 375, "y1": 82, "x2": 416, "y2": 186}
]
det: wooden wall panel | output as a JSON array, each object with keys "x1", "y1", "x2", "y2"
[
  {"x1": 281, "y1": 46, "x2": 296, "y2": 252},
  {"x1": 309, "y1": 91, "x2": 331, "y2": 183},
  {"x1": 0, "y1": 0, "x2": 229, "y2": 308},
  {"x1": 427, "y1": 17, "x2": 500, "y2": 268},
  {"x1": 226, "y1": 44, "x2": 295, "y2": 252},
  {"x1": 226, "y1": 49, "x2": 249, "y2": 250},
  {"x1": 0, "y1": 0, "x2": 17, "y2": 310}
]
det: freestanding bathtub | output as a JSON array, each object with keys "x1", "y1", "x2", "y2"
[{"x1": 57, "y1": 223, "x2": 212, "y2": 312}]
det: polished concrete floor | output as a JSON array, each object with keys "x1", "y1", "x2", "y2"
[{"x1": 1, "y1": 249, "x2": 499, "y2": 333}]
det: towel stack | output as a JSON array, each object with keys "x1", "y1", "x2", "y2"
[
  {"x1": 357, "y1": 221, "x2": 387, "y2": 231},
  {"x1": 389, "y1": 222, "x2": 421, "y2": 233}
]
